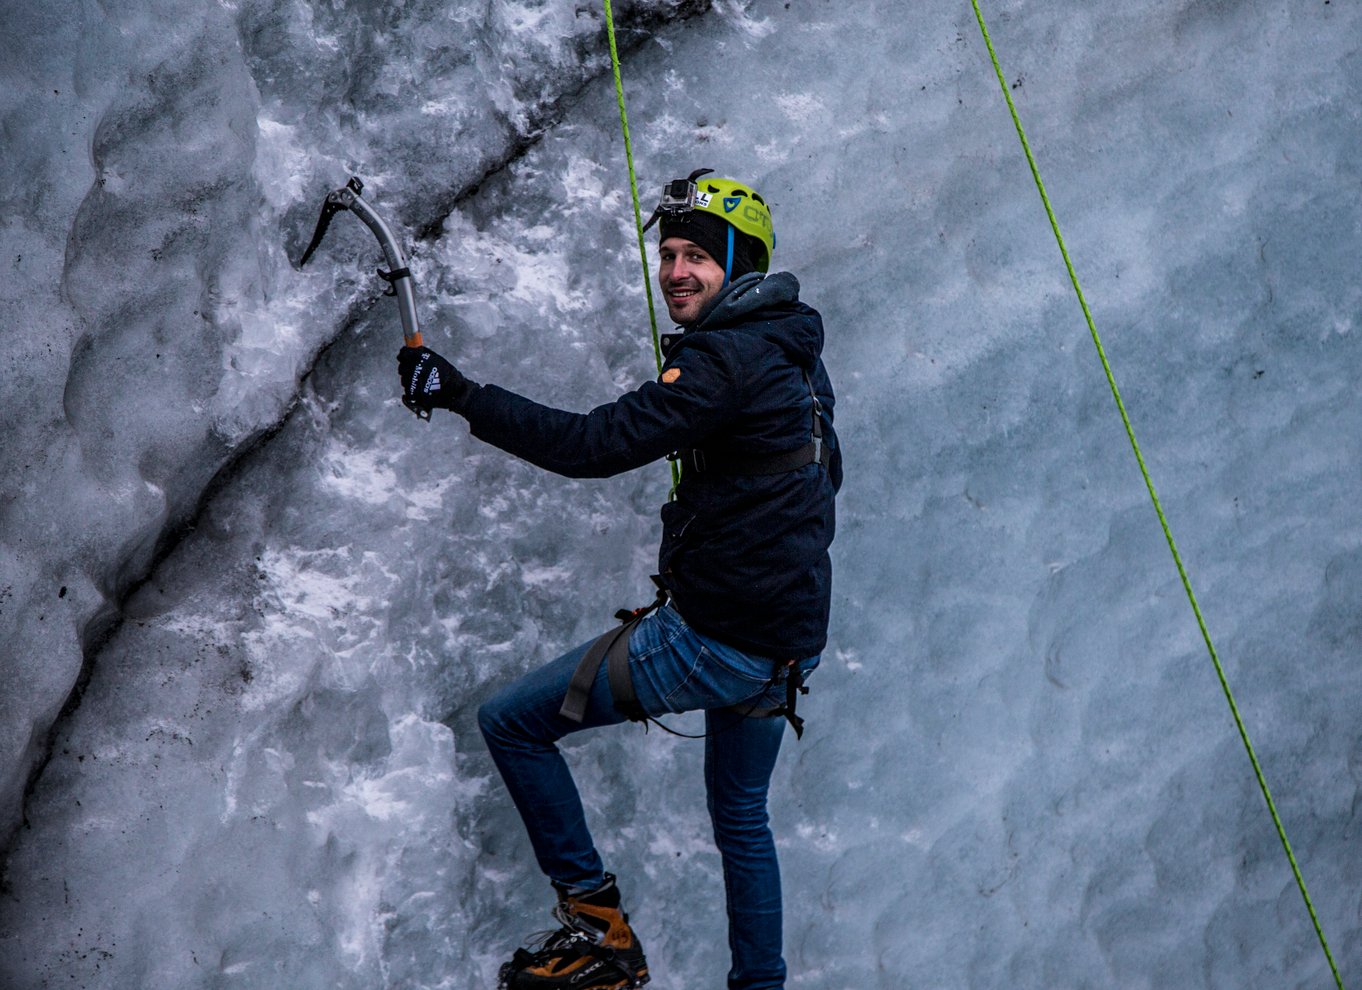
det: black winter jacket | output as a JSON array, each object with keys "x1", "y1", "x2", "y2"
[{"x1": 460, "y1": 271, "x2": 841, "y2": 658}]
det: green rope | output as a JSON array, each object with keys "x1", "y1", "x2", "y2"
[
  {"x1": 969, "y1": 3, "x2": 1344, "y2": 987},
  {"x1": 600, "y1": 0, "x2": 681, "y2": 491}
]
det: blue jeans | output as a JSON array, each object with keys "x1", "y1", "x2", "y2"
[{"x1": 478, "y1": 601, "x2": 818, "y2": 990}]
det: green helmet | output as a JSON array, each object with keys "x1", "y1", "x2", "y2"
[
  {"x1": 644, "y1": 169, "x2": 776, "y2": 273},
  {"x1": 689, "y1": 174, "x2": 775, "y2": 273}
]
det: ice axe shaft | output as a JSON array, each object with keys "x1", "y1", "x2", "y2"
[{"x1": 298, "y1": 177, "x2": 423, "y2": 348}]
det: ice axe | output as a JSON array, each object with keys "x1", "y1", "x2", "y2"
[
  {"x1": 297, "y1": 176, "x2": 424, "y2": 350},
  {"x1": 297, "y1": 177, "x2": 437, "y2": 418}
]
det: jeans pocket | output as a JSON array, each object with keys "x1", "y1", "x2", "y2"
[
  {"x1": 703, "y1": 642, "x2": 779, "y2": 686},
  {"x1": 660, "y1": 644, "x2": 775, "y2": 714}
]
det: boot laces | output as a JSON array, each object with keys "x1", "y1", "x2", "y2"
[
  {"x1": 517, "y1": 902, "x2": 603, "y2": 957},
  {"x1": 552, "y1": 901, "x2": 607, "y2": 942}
]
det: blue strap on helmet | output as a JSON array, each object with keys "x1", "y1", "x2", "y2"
[{"x1": 723, "y1": 224, "x2": 735, "y2": 286}]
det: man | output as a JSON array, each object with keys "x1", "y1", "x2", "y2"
[{"x1": 397, "y1": 169, "x2": 841, "y2": 990}]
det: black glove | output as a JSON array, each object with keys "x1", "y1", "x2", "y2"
[{"x1": 397, "y1": 345, "x2": 475, "y2": 417}]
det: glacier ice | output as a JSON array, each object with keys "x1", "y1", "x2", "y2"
[
  {"x1": 0, "y1": 0, "x2": 701, "y2": 865},
  {"x1": 3, "y1": 1, "x2": 1362, "y2": 988}
]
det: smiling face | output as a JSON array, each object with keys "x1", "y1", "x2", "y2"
[{"x1": 658, "y1": 236, "x2": 727, "y2": 325}]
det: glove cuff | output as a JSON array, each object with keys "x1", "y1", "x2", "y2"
[{"x1": 446, "y1": 379, "x2": 479, "y2": 415}]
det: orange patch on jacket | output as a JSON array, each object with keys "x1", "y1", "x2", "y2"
[{"x1": 661, "y1": 368, "x2": 681, "y2": 384}]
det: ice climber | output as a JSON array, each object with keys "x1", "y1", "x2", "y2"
[{"x1": 397, "y1": 169, "x2": 841, "y2": 990}]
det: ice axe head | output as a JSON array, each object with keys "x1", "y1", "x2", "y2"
[{"x1": 296, "y1": 178, "x2": 365, "y2": 269}]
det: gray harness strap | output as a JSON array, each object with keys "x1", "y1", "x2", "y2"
[{"x1": 559, "y1": 588, "x2": 666, "y2": 724}]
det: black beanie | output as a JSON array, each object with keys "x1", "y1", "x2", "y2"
[{"x1": 659, "y1": 211, "x2": 762, "y2": 281}]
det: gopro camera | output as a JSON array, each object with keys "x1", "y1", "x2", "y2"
[
  {"x1": 642, "y1": 168, "x2": 714, "y2": 231},
  {"x1": 661, "y1": 177, "x2": 697, "y2": 210}
]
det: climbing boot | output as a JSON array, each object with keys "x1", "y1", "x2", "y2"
[{"x1": 497, "y1": 873, "x2": 649, "y2": 990}]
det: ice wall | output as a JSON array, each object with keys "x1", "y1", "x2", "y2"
[
  {"x1": 0, "y1": 0, "x2": 702, "y2": 853},
  {"x1": 4, "y1": 1, "x2": 1362, "y2": 988}
]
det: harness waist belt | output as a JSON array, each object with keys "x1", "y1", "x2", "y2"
[
  {"x1": 671, "y1": 369, "x2": 831, "y2": 478},
  {"x1": 674, "y1": 438, "x2": 831, "y2": 476}
]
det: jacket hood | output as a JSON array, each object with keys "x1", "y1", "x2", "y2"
[{"x1": 688, "y1": 271, "x2": 822, "y2": 368}]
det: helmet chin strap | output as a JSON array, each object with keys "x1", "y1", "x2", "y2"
[{"x1": 723, "y1": 224, "x2": 735, "y2": 287}]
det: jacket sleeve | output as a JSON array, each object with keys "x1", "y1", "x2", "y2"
[{"x1": 459, "y1": 337, "x2": 743, "y2": 479}]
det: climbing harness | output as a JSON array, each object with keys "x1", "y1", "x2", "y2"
[
  {"x1": 558, "y1": 577, "x2": 809, "y2": 740},
  {"x1": 556, "y1": 372, "x2": 827, "y2": 739},
  {"x1": 558, "y1": 367, "x2": 828, "y2": 741},
  {"x1": 969, "y1": 3, "x2": 1345, "y2": 987},
  {"x1": 559, "y1": 358, "x2": 830, "y2": 740}
]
